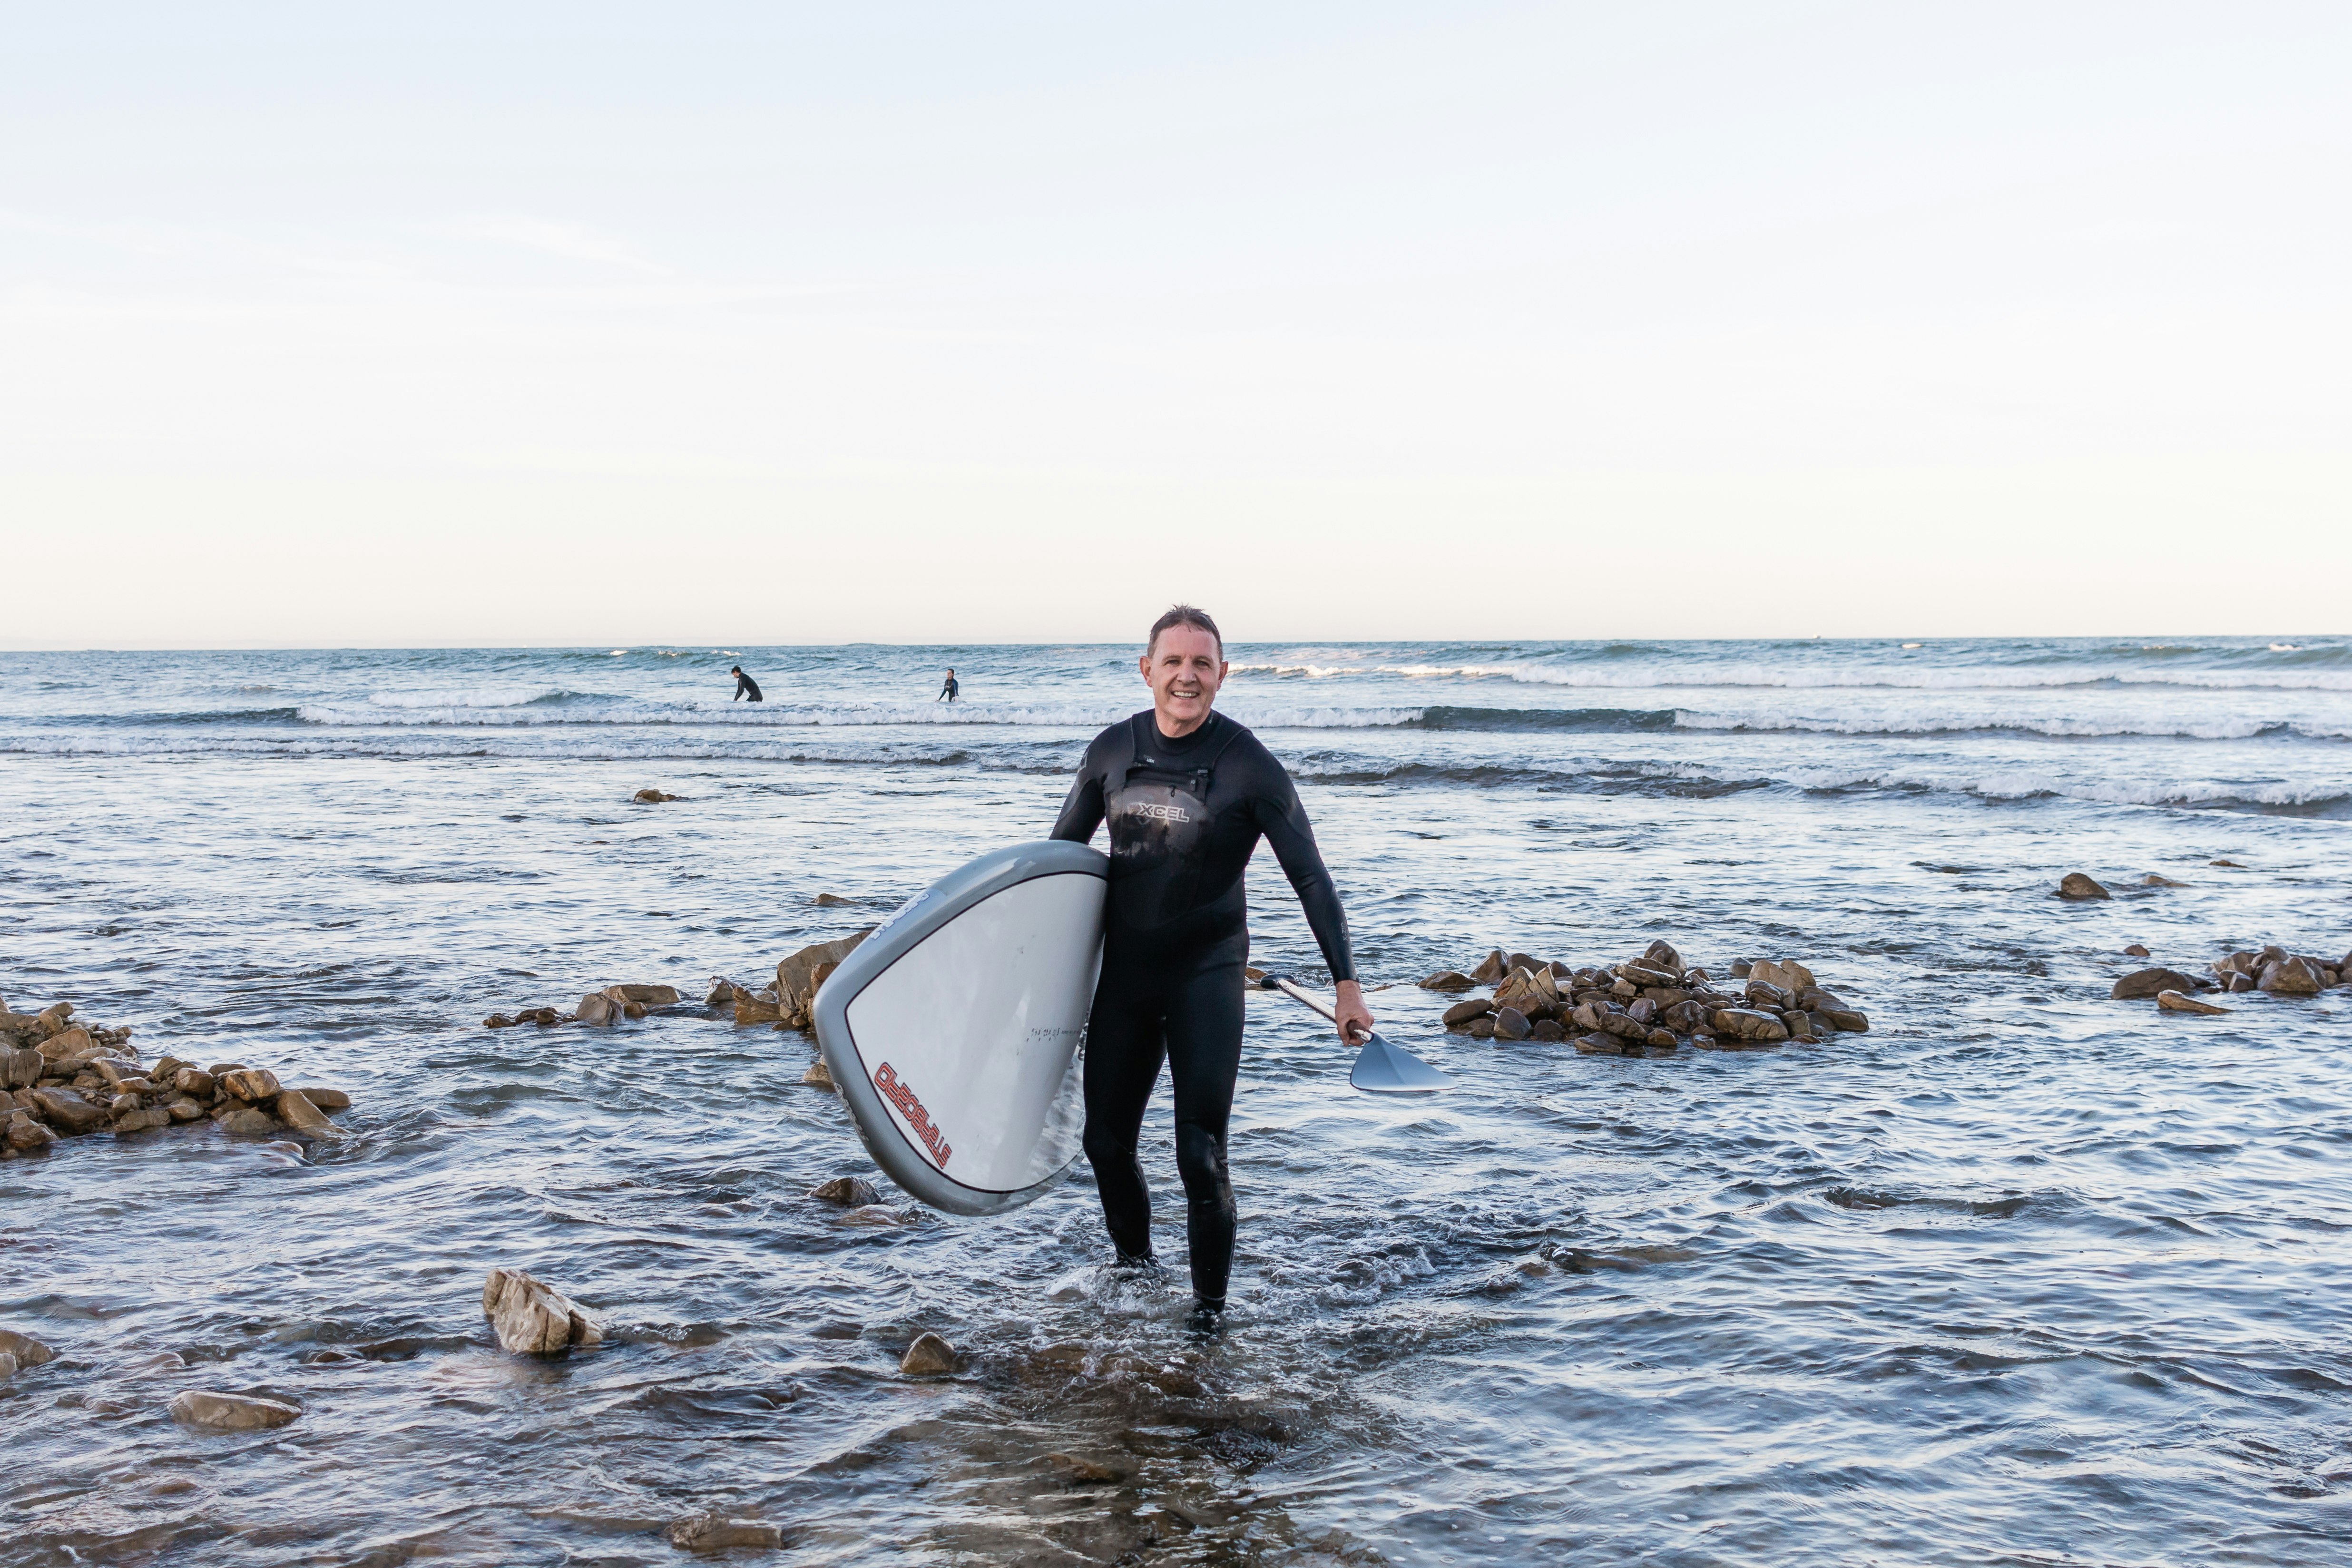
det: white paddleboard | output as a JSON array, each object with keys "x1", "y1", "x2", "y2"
[{"x1": 814, "y1": 840, "x2": 1107, "y2": 1216}]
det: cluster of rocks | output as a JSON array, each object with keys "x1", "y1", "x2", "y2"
[
  {"x1": 2, "y1": 996, "x2": 351, "y2": 1156},
  {"x1": 1419, "y1": 942, "x2": 1871, "y2": 1056},
  {"x1": 482, "y1": 931, "x2": 877, "y2": 1038},
  {"x1": 483, "y1": 982, "x2": 681, "y2": 1030},
  {"x1": 2058, "y1": 862, "x2": 2248, "y2": 900},
  {"x1": 2112, "y1": 942, "x2": 2348, "y2": 1015},
  {"x1": 711, "y1": 929, "x2": 874, "y2": 1031}
]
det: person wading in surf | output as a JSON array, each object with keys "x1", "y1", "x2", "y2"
[
  {"x1": 730, "y1": 665, "x2": 763, "y2": 703},
  {"x1": 1051, "y1": 605, "x2": 1371, "y2": 1318}
]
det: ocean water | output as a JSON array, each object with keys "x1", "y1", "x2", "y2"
[{"x1": 3, "y1": 636, "x2": 2349, "y2": 1566}]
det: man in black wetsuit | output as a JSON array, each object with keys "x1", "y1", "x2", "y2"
[
  {"x1": 730, "y1": 665, "x2": 763, "y2": 703},
  {"x1": 938, "y1": 668, "x2": 959, "y2": 702},
  {"x1": 1051, "y1": 605, "x2": 1371, "y2": 1318}
]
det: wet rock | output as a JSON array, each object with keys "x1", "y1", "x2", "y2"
[
  {"x1": 218, "y1": 1107, "x2": 280, "y2": 1135},
  {"x1": 899, "y1": 1333, "x2": 958, "y2": 1375},
  {"x1": 2209, "y1": 858, "x2": 2244, "y2": 868},
  {"x1": 1663, "y1": 1000, "x2": 1709, "y2": 1033},
  {"x1": 704, "y1": 978, "x2": 738, "y2": 1006},
  {"x1": 166, "y1": 1096, "x2": 205, "y2": 1122},
  {"x1": 1747, "y1": 959, "x2": 1816, "y2": 992},
  {"x1": 168, "y1": 1391, "x2": 301, "y2": 1431},
  {"x1": 0, "y1": 1329, "x2": 55, "y2": 1367},
  {"x1": 219, "y1": 1068, "x2": 280, "y2": 1102},
  {"x1": 1616, "y1": 961, "x2": 1678, "y2": 989},
  {"x1": 604, "y1": 983, "x2": 680, "y2": 1007},
  {"x1": 1744, "y1": 980, "x2": 1794, "y2": 1010},
  {"x1": 1645, "y1": 1029, "x2": 1677, "y2": 1050},
  {"x1": 576, "y1": 992, "x2": 620, "y2": 1028},
  {"x1": 733, "y1": 993, "x2": 784, "y2": 1027},
  {"x1": 1417, "y1": 970, "x2": 1478, "y2": 991},
  {"x1": 1712, "y1": 1009, "x2": 1791, "y2": 1043},
  {"x1": 1, "y1": 1048, "x2": 39, "y2": 1089},
  {"x1": 2227, "y1": 972, "x2": 2256, "y2": 993},
  {"x1": 668, "y1": 1514, "x2": 783, "y2": 1552},
  {"x1": 1627, "y1": 998, "x2": 1657, "y2": 1025},
  {"x1": 482, "y1": 1267, "x2": 604, "y2": 1356},
  {"x1": 1466, "y1": 1016, "x2": 1496, "y2": 1039},
  {"x1": 774, "y1": 930, "x2": 875, "y2": 1029},
  {"x1": 840, "y1": 1205, "x2": 900, "y2": 1226},
  {"x1": 36, "y1": 1002, "x2": 74, "y2": 1036},
  {"x1": 530, "y1": 1007, "x2": 560, "y2": 1027},
  {"x1": 1598, "y1": 1012, "x2": 1649, "y2": 1042},
  {"x1": 813, "y1": 892, "x2": 857, "y2": 907},
  {"x1": 1529, "y1": 1018, "x2": 1566, "y2": 1041},
  {"x1": 2260, "y1": 957, "x2": 2323, "y2": 996},
  {"x1": 274, "y1": 1089, "x2": 340, "y2": 1136},
  {"x1": 1824, "y1": 1009, "x2": 1870, "y2": 1032},
  {"x1": 1641, "y1": 939, "x2": 1683, "y2": 973},
  {"x1": 38, "y1": 1027, "x2": 93, "y2": 1061},
  {"x1": 2123, "y1": 944, "x2": 2151, "y2": 957},
  {"x1": 2158, "y1": 990, "x2": 2231, "y2": 1015},
  {"x1": 113, "y1": 1107, "x2": 171, "y2": 1134},
  {"x1": 173, "y1": 1068, "x2": 216, "y2": 1098},
  {"x1": 2112, "y1": 968, "x2": 2203, "y2": 1000},
  {"x1": 2058, "y1": 872, "x2": 2111, "y2": 900},
  {"x1": 1492, "y1": 1007, "x2": 1531, "y2": 1041},
  {"x1": 294, "y1": 1088, "x2": 350, "y2": 1110},
  {"x1": 2142, "y1": 875, "x2": 2185, "y2": 888},
  {"x1": 29, "y1": 1088, "x2": 107, "y2": 1134},
  {"x1": 802, "y1": 1058, "x2": 836, "y2": 1090},
  {"x1": 1469, "y1": 950, "x2": 1509, "y2": 985},
  {"x1": 633, "y1": 788, "x2": 680, "y2": 803},
  {"x1": 1490, "y1": 967, "x2": 1543, "y2": 1012},
  {"x1": 1572, "y1": 1033, "x2": 1622, "y2": 1056},
  {"x1": 1442, "y1": 998, "x2": 1495, "y2": 1029},
  {"x1": 1042, "y1": 1452, "x2": 1120, "y2": 1484},
  {"x1": 809, "y1": 1176, "x2": 880, "y2": 1207},
  {"x1": 7, "y1": 1116, "x2": 58, "y2": 1152}
]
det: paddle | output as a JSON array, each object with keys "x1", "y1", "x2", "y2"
[{"x1": 1254, "y1": 973, "x2": 1452, "y2": 1095}]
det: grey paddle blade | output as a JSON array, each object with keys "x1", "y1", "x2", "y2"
[{"x1": 1349, "y1": 1029, "x2": 1451, "y2": 1095}]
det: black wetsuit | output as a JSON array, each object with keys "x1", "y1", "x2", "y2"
[
  {"x1": 1050, "y1": 709, "x2": 1355, "y2": 1307},
  {"x1": 733, "y1": 671, "x2": 763, "y2": 703},
  {"x1": 939, "y1": 675, "x2": 959, "y2": 702}
]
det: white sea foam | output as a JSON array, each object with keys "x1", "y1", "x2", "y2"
[
  {"x1": 1768, "y1": 761, "x2": 2347, "y2": 809},
  {"x1": 366, "y1": 685, "x2": 568, "y2": 709},
  {"x1": 1236, "y1": 657, "x2": 2352, "y2": 692},
  {"x1": 1672, "y1": 710, "x2": 2352, "y2": 741},
  {"x1": 291, "y1": 698, "x2": 1427, "y2": 730}
]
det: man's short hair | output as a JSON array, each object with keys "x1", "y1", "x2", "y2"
[{"x1": 1147, "y1": 604, "x2": 1222, "y2": 659}]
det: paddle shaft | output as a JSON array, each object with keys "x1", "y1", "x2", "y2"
[
  {"x1": 1266, "y1": 974, "x2": 1369, "y2": 1042},
  {"x1": 1259, "y1": 972, "x2": 1451, "y2": 1094}
]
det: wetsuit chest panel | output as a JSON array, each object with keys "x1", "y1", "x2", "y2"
[{"x1": 1103, "y1": 717, "x2": 1237, "y2": 931}]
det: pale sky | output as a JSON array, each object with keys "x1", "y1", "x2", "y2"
[{"x1": 4, "y1": 2, "x2": 2346, "y2": 648}]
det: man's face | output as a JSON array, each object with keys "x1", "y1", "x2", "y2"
[{"x1": 1139, "y1": 625, "x2": 1227, "y2": 730}]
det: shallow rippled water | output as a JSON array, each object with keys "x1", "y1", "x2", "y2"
[{"x1": 4, "y1": 640, "x2": 2350, "y2": 1566}]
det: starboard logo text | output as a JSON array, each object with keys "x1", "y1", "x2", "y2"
[{"x1": 873, "y1": 1061, "x2": 952, "y2": 1168}]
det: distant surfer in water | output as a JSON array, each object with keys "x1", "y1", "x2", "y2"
[
  {"x1": 730, "y1": 666, "x2": 763, "y2": 703},
  {"x1": 938, "y1": 668, "x2": 959, "y2": 702},
  {"x1": 1051, "y1": 605, "x2": 1370, "y2": 1319}
]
